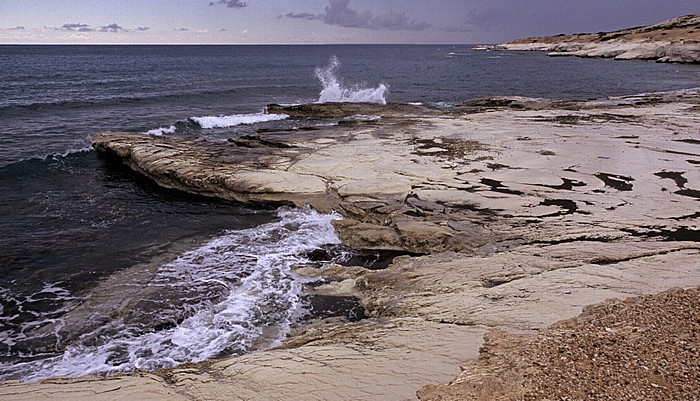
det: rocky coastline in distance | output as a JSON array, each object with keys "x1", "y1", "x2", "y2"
[{"x1": 494, "y1": 14, "x2": 700, "y2": 63}]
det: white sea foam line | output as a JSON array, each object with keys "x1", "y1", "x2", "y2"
[
  {"x1": 192, "y1": 113, "x2": 289, "y2": 129},
  {"x1": 629, "y1": 87, "x2": 700, "y2": 97},
  {"x1": 343, "y1": 115, "x2": 381, "y2": 122},
  {"x1": 1, "y1": 207, "x2": 341, "y2": 383},
  {"x1": 145, "y1": 125, "x2": 176, "y2": 136}
]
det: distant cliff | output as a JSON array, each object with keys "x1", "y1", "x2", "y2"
[{"x1": 498, "y1": 15, "x2": 700, "y2": 63}]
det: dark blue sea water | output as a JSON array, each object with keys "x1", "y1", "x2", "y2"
[{"x1": 1, "y1": 45, "x2": 699, "y2": 382}]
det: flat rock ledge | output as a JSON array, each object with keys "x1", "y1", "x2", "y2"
[
  {"x1": 498, "y1": 15, "x2": 700, "y2": 63},
  {"x1": 2, "y1": 92, "x2": 699, "y2": 400}
]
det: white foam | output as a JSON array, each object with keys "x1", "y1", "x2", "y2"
[
  {"x1": 3, "y1": 207, "x2": 341, "y2": 382},
  {"x1": 192, "y1": 113, "x2": 289, "y2": 129},
  {"x1": 315, "y1": 56, "x2": 388, "y2": 105},
  {"x1": 41, "y1": 143, "x2": 94, "y2": 161},
  {"x1": 625, "y1": 87, "x2": 700, "y2": 97},
  {"x1": 145, "y1": 126, "x2": 176, "y2": 136},
  {"x1": 343, "y1": 115, "x2": 381, "y2": 122}
]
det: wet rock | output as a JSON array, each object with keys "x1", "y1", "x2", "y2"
[{"x1": 11, "y1": 92, "x2": 700, "y2": 400}]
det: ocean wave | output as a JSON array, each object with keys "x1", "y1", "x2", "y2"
[
  {"x1": 140, "y1": 113, "x2": 289, "y2": 136},
  {"x1": 0, "y1": 207, "x2": 341, "y2": 382},
  {"x1": 627, "y1": 87, "x2": 700, "y2": 97},
  {"x1": 144, "y1": 126, "x2": 176, "y2": 136},
  {"x1": 53, "y1": 146, "x2": 94, "y2": 158},
  {"x1": 315, "y1": 56, "x2": 388, "y2": 105},
  {"x1": 191, "y1": 113, "x2": 289, "y2": 129}
]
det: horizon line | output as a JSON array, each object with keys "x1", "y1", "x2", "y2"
[{"x1": 0, "y1": 42, "x2": 495, "y2": 46}]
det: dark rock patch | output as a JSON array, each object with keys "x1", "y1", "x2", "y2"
[
  {"x1": 537, "y1": 178, "x2": 587, "y2": 191},
  {"x1": 486, "y1": 163, "x2": 511, "y2": 170},
  {"x1": 229, "y1": 135, "x2": 296, "y2": 149},
  {"x1": 532, "y1": 113, "x2": 639, "y2": 125},
  {"x1": 673, "y1": 138, "x2": 700, "y2": 145},
  {"x1": 539, "y1": 199, "x2": 579, "y2": 216},
  {"x1": 675, "y1": 188, "x2": 700, "y2": 199},
  {"x1": 436, "y1": 201, "x2": 499, "y2": 216},
  {"x1": 306, "y1": 244, "x2": 420, "y2": 270},
  {"x1": 623, "y1": 227, "x2": 700, "y2": 242},
  {"x1": 671, "y1": 211, "x2": 700, "y2": 220},
  {"x1": 480, "y1": 178, "x2": 524, "y2": 195},
  {"x1": 654, "y1": 171, "x2": 688, "y2": 188},
  {"x1": 413, "y1": 138, "x2": 485, "y2": 160},
  {"x1": 595, "y1": 173, "x2": 635, "y2": 191},
  {"x1": 305, "y1": 294, "x2": 366, "y2": 322}
]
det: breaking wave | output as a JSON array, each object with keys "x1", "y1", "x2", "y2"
[
  {"x1": 191, "y1": 113, "x2": 289, "y2": 129},
  {"x1": 142, "y1": 112, "x2": 289, "y2": 136},
  {"x1": 316, "y1": 56, "x2": 388, "y2": 105},
  {"x1": 0, "y1": 207, "x2": 341, "y2": 382}
]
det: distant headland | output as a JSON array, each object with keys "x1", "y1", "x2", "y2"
[{"x1": 496, "y1": 14, "x2": 700, "y2": 63}]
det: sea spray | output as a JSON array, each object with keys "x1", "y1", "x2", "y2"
[
  {"x1": 0, "y1": 207, "x2": 342, "y2": 382},
  {"x1": 315, "y1": 56, "x2": 388, "y2": 105}
]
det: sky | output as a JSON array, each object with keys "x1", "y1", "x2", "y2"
[{"x1": 1, "y1": 0, "x2": 699, "y2": 44}]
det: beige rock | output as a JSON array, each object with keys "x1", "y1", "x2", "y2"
[
  {"x1": 0, "y1": 374, "x2": 185, "y2": 401},
  {"x1": 5, "y1": 92, "x2": 700, "y2": 399},
  {"x1": 499, "y1": 15, "x2": 700, "y2": 63}
]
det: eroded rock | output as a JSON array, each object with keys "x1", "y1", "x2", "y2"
[
  {"x1": 498, "y1": 15, "x2": 700, "y2": 63},
  {"x1": 4, "y1": 92, "x2": 700, "y2": 400}
]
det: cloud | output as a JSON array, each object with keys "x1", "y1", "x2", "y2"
[
  {"x1": 7, "y1": 26, "x2": 25, "y2": 31},
  {"x1": 366, "y1": 10, "x2": 430, "y2": 31},
  {"x1": 284, "y1": 12, "x2": 319, "y2": 21},
  {"x1": 209, "y1": 0, "x2": 247, "y2": 8},
  {"x1": 100, "y1": 23, "x2": 125, "y2": 32},
  {"x1": 61, "y1": 23, "x2": 94, "y2": 32},
  {"x1": 322, "y1": 0, "x2": 372, "y2": 28},
  {"x1": 136, "y1": 26, "x2": 150, "y2": 31},
  {"x1": 283, "y1": 0, "x2": 430, "y2": 31},
  {"x1": 175, "y1": 28, "x2": 189, "y2": 31},
  {"x1": 59, "y1": 23, "x2": 132, "y2": 33}
]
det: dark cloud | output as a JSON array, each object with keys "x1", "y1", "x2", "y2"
[
  {"x1": 367, "y1": 10, "x2": 430, "y2": 31},
  {"x1": 61, "y1": 23, "x2": 94, "y2": 32},
  {"x1": 175, "y1": 28, "x2": 189, "y2": 31},
  {"x1": 283, "y1": 0, "x2": 430, "y2": 31},
  {"x1": 322, "y1": 0, "x2": 372, "y2": 28},
  {"x1": 100, "y1": 23, "x2": 125, "y2": 32},
  {"x1": 136, "y1": 26, "x2": 150, "y2": 31},
  {"x1": 284, "y1": 12, "x2": 319, "y2": 21},
  {"x1": 8, "y1": 26, "x2": 25, "y2": 31},
  {"x1": 209, "y1": 0, "x2": 247, "y2": 8},
  {"x1": 60, "y1": 23, "x2": 130, "y2": 33}
]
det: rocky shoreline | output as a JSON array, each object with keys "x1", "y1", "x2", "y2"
[
  {"x1": 497, "y1": 15, "x2": 700, "y2": 63},
  {"x1": 1, "y1": 91, "x2": 699, "y2": 400}
]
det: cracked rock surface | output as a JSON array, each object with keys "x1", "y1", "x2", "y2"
[{"x1": 2, "y1": 92, "x2": 699, "y2": 400}]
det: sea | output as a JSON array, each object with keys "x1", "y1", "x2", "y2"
[{"x1": 1, "y1": 44, "x2": 699, "y2": 382}]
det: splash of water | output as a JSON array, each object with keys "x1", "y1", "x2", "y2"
[
  {"x1": 0, "y1": 207, "x2": 342, "y2": 382},
  {"x1": 315, "y1": 56, "x2": 388, "y2": 105}
]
